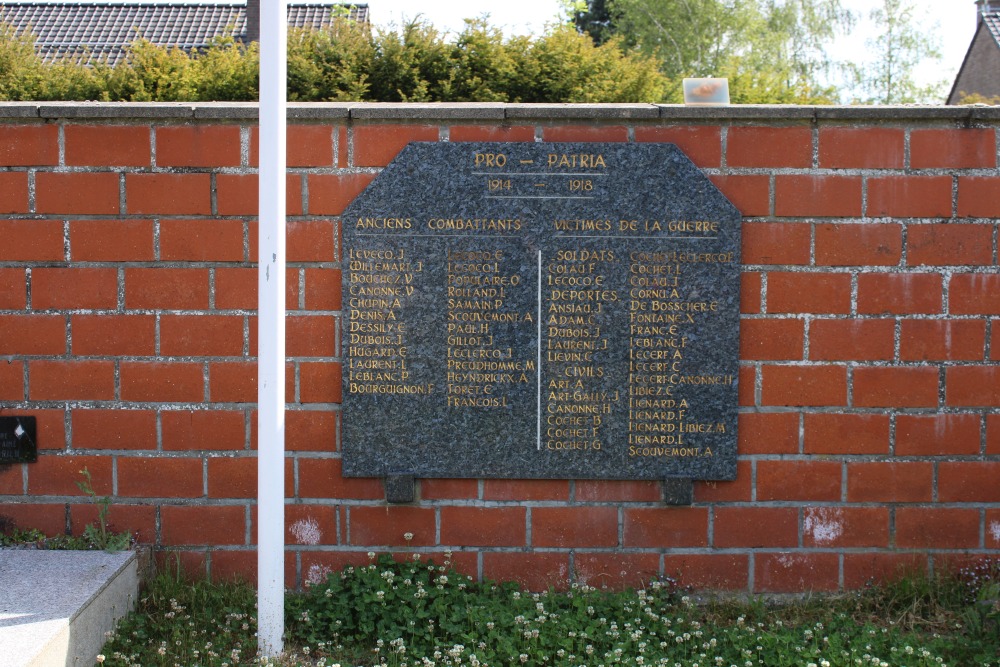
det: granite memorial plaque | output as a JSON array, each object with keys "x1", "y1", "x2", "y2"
[
  {"x1": 341, "y1": 142, "x2": 740, "y2": 481},
  {"x1": 0, "y1": 416, "x2": 36, "y2": 463}
]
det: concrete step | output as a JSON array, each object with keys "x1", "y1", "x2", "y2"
[{"x1": 0, "y1": 550, "x2": 138, "y2": 667}]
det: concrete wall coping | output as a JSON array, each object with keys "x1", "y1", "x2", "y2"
[{"x1": 1, "y1": 101, "x2": 999, "y2": 122}]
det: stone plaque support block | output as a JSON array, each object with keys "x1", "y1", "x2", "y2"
[
  {"x1": 384, "y1": 475, "x2": 416, "y2": 504},
  {"x1": 662, "y1": 478, "x2": 694, "y2": 505}
]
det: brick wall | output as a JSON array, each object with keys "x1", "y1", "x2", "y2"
[{"x1": 0, "y1": 103, "x2": 998, "y2": 593}]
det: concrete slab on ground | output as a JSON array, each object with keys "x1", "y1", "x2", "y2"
[{"x1": 0, "y1": 550, "x2": 138, "y2": 667}]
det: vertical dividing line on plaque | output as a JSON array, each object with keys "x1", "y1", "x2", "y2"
[{"x1": 537, "y1": 249, "x2": 542, "y2": 451}]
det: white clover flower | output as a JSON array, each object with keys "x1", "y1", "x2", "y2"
[
  {"x1": 404, "y1": 532, "x2": 414, "y2": 541},
  {"x1": 95, "y1": 656, "x2": 105, "y2": 664}
]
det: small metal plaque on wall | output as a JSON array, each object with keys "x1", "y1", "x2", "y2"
[{"x1": 0, "y1": 416, "x2": 37, "y2": 463}]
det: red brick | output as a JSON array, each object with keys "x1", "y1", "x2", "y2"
[
  {"x1": 157, "y1": 125, "x2": 241, "y2": 167},
  {"x1": 738, "y1": 412, "x2": 798, "y2": 454},
  {"x1": 694, "y1": 464, "x2": 753, "y2": 503},
  {"x1": 0, "y1": 269, "x2": 26, "y2": 309},
  {"x1": 32, "y1": 268, "x2": 117, "y2": 310},
  {"x1": 125, "y1": 268, "x2": 209, "y2": 309},
  {"x1": 160, "y1": 315, "x2": 244, "y2": 357},
  {"x1": 810, "y1": 318, "x2": 894, "y2": 361},
  {"x1": 162, "y1": 410, "x2": 246, "y2": 451},
  {"x1": 739, "y1": 318, "x2": 804, "y2": 360},
  {"x1": 708, "y1": 175, "x2": 770, "y2": 217},
  {"x1": 283, "y1": 316, "x2": 336, "y2": 357},
  {"x1": 0, "y1": 124, "x2": 58, "y2": 166},
  {"x1": 0, "y1": 360, "x2": 24, "y2": 401},
  {"x1": 950, "y1": 274, "x2": 1000, "y2": 314},
  {"x1": 663, "y1": 554, "x2": 749, "y2": 590},
  {"x1": 857, "y1": 273, "x2": 942, "y2": 315},
  {"x1": 420, "y1": 478, "x2": 478, "y2": 500},
  {"x1": 728, "y1": 126, "x2": 812, "y2": 168},
  {"x1": 990, "y1": 413, "x2": 1000, "y2": 455},
  {"x1": 307, "y1": 173, "x2": 375, "y2": 215},
  {"x1": 908, "y1": 223, "x2": 993, "y2": 266},
  {"x1": 349, "y1": 505, "x2": 435, "y2": 546},
  {"x1": 483, "y1": 552, "x2": 569, "y2": 591},
  {"x1": 0, "y1": 172, "x2": 28, "y2": 213},
  {"x1": 118, "y1": 456, "x2": 203, "y2": 498},
  {"x1": 352, "y1": 124, "x2": 438, "y2": 166},
  {"x1": 285, "y1": 410, "x2": 336, "y2": 452},
  {"x1": 541, "y1": 125, "x2": 628, "y2": 142},
  {"x1": 248, "y1": 125, "x2": 334, "y2": 167},
  {"x1": 854, "y1": 367, "x2": 939, "y2": 408},
  {"x1": 573, "y1": 554, "x2": 661, "y2": 590},
  {"x1": 896, "y1": 508, "x2": 980, "y2": 548},
  {"x1": 867, "y1": 176, "x2": 953, "y2": 218},
  {"x1": 440, "y1": 507, "x2": 525, "y2": 546},
  {"x1": 215, "y1": 267, "x2": 298, "y2": 310},
  {"x1": 0, "y1": 504, "x2": 65, "y2": 535},
  {"x1": 897, "y1": 414, "x2": 981, "y2": 456},
  {"x1": 281, "y1": 505, "x2": 339, "y2": 546},
  {"x1": 208, "y1": 361, "x2": 256, "y2": 403},
  {"x1": 449, "y1": 125, "x2": 536, "y2": 143},
  {"x1": 215, "y1": 173, "x2": 302, "y2": 216},
  {"x1": 757, "y1": 460, "x2": 841, "y2": 501},
  {"x1": 939, "y1": 462, "x2": 1000, "y2": 502},
  {"x1": 287, "y1": 220, "x2": 337, "y2": 262},
  {"x1": 775, "y1": 176, "x2": 862, "y2": 218},
  {"x1": 298, "y1": 457, "x2": 380, "y2": 500},
  {"x1": 738, "y1": 366, "x2": 755, "y2": 406},
  {"x1": 71, "y1": 409, "x2": 156, "y2": 450},
  {"x1": 741, "y1": 272, "x2": 762, "y2": 313},
  {"x1": 72, "y1": 315, "x2": 155, "y2": 356},
  {"x1": 125, "y1": 174, "x2": 211, "y2": 215},
  {"x1": 304, "y1": 268, "x2": 341, "y2": 311},
  {"x1": 755, "y1": 553, "x2": 839, "y2": 593},
  {"x1": 634, "y1": 125, "x2": 722, "y2": 167},
  {"x1": 35, "y1": 173, "x2": 119, "y2": 215},
  {"x1": 900, "y1": 319, "x2": 985, "y2": 361},
  {"x1": 300, "y1": 362, "x2": 341, "y2": 403},
  {"x1": 161, "y1": 505, "x2": 245, "y2": 545},
  {"x1": 11, "y1": 409, "x2": 65, "y2": 451},
  {"x1": 69, "y1": 219, "x2": 154, "y2": 261},
  {"x1": 0, "y1": 220, "x2": 64, "y2": 261},
  {"x1": 714, "y1": 507, "x2": 798, "y2": 548},
  {"x1": 947, "y1": 366, "x2": 1000, "y2": 406},
  {"x1": 804, "y1": 413, "x2": 889, "y2": 454},
  {"x1": 623, "y1": 507, "x2": 708, "y2": 547},
  {"x1": 911, "y1": 128, "x2": 996, "y2": 169},
  {"x1": 815, "y1": 223, "x2": 901, "y2": 266},
  {"x1": 957, "y1": 177, "x2": 1000, "y2": 217},
  {"x1": 482, "y1": 479, "x2": 569, "y2": 501},
  {"x1": 27, "y1": 454, "x2": 112, "y2": 496},
  {"x1": 847, "y1": 462, "x2": 933, "y2": 502},
  {"x1": 532, "y1": 506, "x2": 618, "y2": 547},
  {"x1": 843, "y1": 554, "x2": 928, "y2": 590},
  {"x1": 0, "y1": 463, "x2": 22, "y2": 494},
  {"x1": 742, "y1": 222, "x2": 810, "y2": 265},
  {"x1": 71, "y1": 503, "x2": 156, "y2": 544},
  {"x1": 29, "y1": 360, "x2": 114, "y2": 400},
  {"x1": 160, "y1": 219, "x2": 244, "y2": 262},
  {"x1": 767, "y1": 272, "x2": 851, "y2": 315},
  {"x1": 0, "y1": 315, "x2": 65, "y2": 355},
  {"x1": 207, "y1": 456, "x2": 257, "y2": 498},
  {"x1": 803, "y1": 507, "x2": 889, "y2": 548},
  {"x1": 335, "y1": 126, "x2": 348, "y2": 168},
  {"x1": 761, "y1": 365, "x2": 847, "y2": 407},
  {"x1": 818, "y1": 127, "x2": 904, "y2": 169},
  {"x1": 575, "y1": 480, "x2": 661, "y2": 502},
  {"x1": 988, "y1": 511, "x2": 1000, "y2": 549},
  {"x1": 65, "y1": 125, "x2": 150, "y2": 166},
  {"x1": 121, "y1": 362, "x2": 204, "y2": 402}
]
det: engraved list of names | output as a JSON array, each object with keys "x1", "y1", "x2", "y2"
[{"x1": 341, "y1": 142, "x2": 740, "y2": 481}]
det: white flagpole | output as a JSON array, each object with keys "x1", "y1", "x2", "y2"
[{"x1": 257, "y1": 0, "x2": 287, "y2": 657}]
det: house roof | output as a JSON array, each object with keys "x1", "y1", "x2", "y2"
[
  {"x1": 947, "y1": 10, "x2": 1000, "y2": 103},
  {"x1": 0, "y1": 2, "x2": 368, "y2": 65}
]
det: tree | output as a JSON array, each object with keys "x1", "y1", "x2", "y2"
[
  {"x1": 844, "y1": 0, "x2": 945, "y2": 104},
  {"x1": 569, "y1": 0, "x2": 850, "y2": 103}
]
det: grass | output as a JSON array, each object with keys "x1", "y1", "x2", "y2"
[{"x1": 96, "y1": 553, "x2": 1000, "y2": 667}]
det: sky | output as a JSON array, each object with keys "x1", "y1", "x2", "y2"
[{"x1": 365, "y1": 0, "x2": 979, "y2": 92}]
